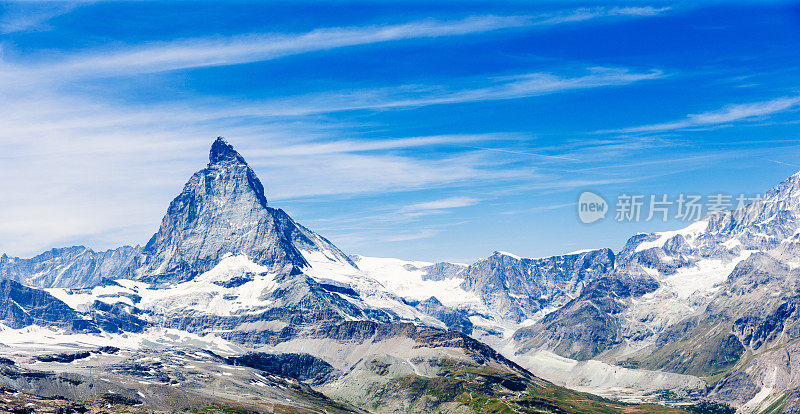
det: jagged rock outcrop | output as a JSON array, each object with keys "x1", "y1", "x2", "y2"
[
  {"x1": 414, "y1": 296, "x2": 473, "y2": 335},
  {"x1": 0, "y1": 246, "x2": 139, "y2": 289},
  {"x1": 406, "y1": 250, "x2": 615, "y2": 324},
  {"x1": 419, "y1": 262, "x2": 465, "y2": 281}
]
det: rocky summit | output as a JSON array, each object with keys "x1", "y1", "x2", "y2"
[
  {"x1": 7, "y1": 137, "x2": 800, "y2": 412},
  {"x1": 129, "y1": 137, "x2": 354, "y2": 283}
]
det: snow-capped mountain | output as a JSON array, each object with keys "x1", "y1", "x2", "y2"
[
  {"x1": 129, "y1": 137, "x2": 354, "y2": 284},
  {"x1": 0, "y1": 245, "x2": 139, "y2": 289},
  {"x1": 8, "y1": 137, "x2": 800, "y2": 412},
  {"x1": 0, "y1": 139, "x2": 679, "y2": 413},
  {"x1": 511, "y1": 170, "x2": 800, "y2": 411},
  {"x1": 0, "y1": 139, "x2": 620, "y2": 347}
]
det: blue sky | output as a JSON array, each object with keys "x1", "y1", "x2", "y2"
[{"x1": 1, "y1": 1, "x2": 800, "y2": 262}]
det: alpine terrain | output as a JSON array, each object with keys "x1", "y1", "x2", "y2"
[{"x1": 3, "y1": 137, "x2": 796, "y2": 413}]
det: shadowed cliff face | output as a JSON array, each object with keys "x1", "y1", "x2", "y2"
[
  {"x1": 0, "y1": 279, "x2": 96, "y2": 332},
  {"x1": 130, "y1": 137, "x2": 352, "y2": 284}
]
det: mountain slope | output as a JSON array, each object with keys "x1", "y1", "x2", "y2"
[
  {"x1": 0, "y1": 279, "x2": 96, "y2": 331},
  {"x1": 510, "y1": 170, "x2": 800, "y2": 411},
  {"x1": 461, "y1": 249, "x2": 614, "y2": 323},
  {"x1": 0, "y1": 137, "x2": 696, "y2": 413},
  {"x1": 0, "y1": 245, "x2": 139, "y2": 289},
  {"x1": 339, "y1": 249, "x2": 615, "y2": 344},
  {"x1": 129, "y1": 137, "x2": 354, "y2": 284}
]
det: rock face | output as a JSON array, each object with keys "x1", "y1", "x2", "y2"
[
  {"x1": 227, "y1": 353, "x2": 337, "y2": 385},
  {"x1": 0, "y1": 279, "x2": 94, "y2": 331},
  {"x1": 414, "y1": 296, "x2": 473, "y2": 335},
  {"x1": 516, "y1": 175, "x2": 800, "y2": 361},
  {"x1": 157, "y1": 267, "x2": 397, "y2": 347},
  {"x1": 513, "y1": 273, "x2": 658, "y2": 360},
  {"x1": 129, "y1": 137, "x2": 353, "y2": 283},
  {"x1": 409, "y1": 250, "x2": 614, "y2": 324},
  {"x1": 0, "y1": 246, "x2": 139, "y2": 289},
  {"x1": 459, "y1": 249, "x2": 614, "y2": 323}
]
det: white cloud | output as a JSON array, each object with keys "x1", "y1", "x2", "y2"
[
  {"x1": 401, "y1": 197, "x2": 480, "y2": 212},
  {"x1": 0, "y1": 63, "x2": 661, "y2": 256},
  {"x1": 536, "y1": 6, "x2": 669, "y2": 25},
  {"x1": 0, "y1": 7, "x2": 669, "y2": 81},
  {"x1": 0, "y1": 2, "x2": 78, "y2": 34},
  {"x1": 223, "y1": 67, "x2": 664, "y2": 115},
  {"x1": 610, "y1": 96, "x2": 800, "y2": 133},
  {"x1": 2, "y1": 15, "x2": 531, "y2": 80},
  {"x1": 384, "y1": 229, "x2": 439, "y2": 242},
  {"x1": 245, "y1": 134, "x2": 516, "y2": 157},
  {"x1": 0, "y1": 90, "x2": 522, "y2": 255}
]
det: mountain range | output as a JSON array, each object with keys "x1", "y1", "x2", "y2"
[{"x1": 2, "y1": 137, "x2": 798, "y2": 413}]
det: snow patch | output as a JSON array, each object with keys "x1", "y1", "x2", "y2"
[
  {"x1": 0, "y1": 324, "x2": 243, "y2": 356},
  {"x1": 496, "y1": 251, "x2": 522, "y2": 260},
  {"x1": 634, "y1": 219, "x2": 709, "y2": 252},
  {"x1": 662, "y1": 251, "x2": 753, "y2": 299}
]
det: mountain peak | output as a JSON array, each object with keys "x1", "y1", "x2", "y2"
[
  {"x1": 209, "y1": 137, "x2": 246, "y2": 165},
  {"x1": 129, "y1": 136, "x2": 355, "y2": 283},
  {"x1": 494, "y1": 250, "x2": 522, "y2": 260}
]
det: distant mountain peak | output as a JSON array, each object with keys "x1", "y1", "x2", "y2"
[
  {"x1": 493, "y1": 250, "x2": 522, "y2": 260},
  {"x1": 209, "y1": 136, "x2": 246, "y2": 165},
  {"x1": 129, "y1": 137, "x2": 353, "y2": 283}
]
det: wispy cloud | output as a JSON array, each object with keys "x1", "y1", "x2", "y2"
[
  {"x1": 536, "y1": 6, "x2": 669, "y2": 25},
  {"x1": 246, "y1": 134, "x2": 515, "y2": 157},
  {"x1": 385, "y1": 229, "x2": 439, "y2": 242},
  {"x1": 767, "y1": 159, "x2": 800, "y2": 168},
  {"x1": 0, "y1": 66, "x2": 663, "y2": 123},
  {"x1": 401, "y1": 196, "x2": 480, "y2": 212},
  {"x1": 0, "y1": 2, "x2": 78, "y2": 34},
  {"x1": 459, "y1": 145, "x2": 578, "y2": 161},
  {"x1": 609, "y1": 96, "x2": 800, "y2": 133},
  {"x1": 378, "y1": 196, "x2": 483, "y2": 221},
  {"x1": 0, "y1": 7, "x2": 670, "y2": 81},
  {"x1": 501, "y1": 202, "x2": 574, "y2": 215},
  {"x1": 225, "y1": 67, "x2": 664, "y2": 116},
  {"x1": 4, "y1": 15, "x2": 531, "y2": 79},
  {"x1": 350, "y1": 67, "x2": 664, "y2": 110}
]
